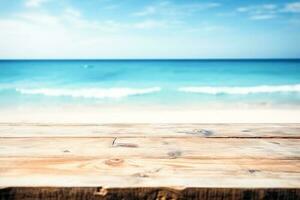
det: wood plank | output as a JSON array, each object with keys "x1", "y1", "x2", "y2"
[
  {"x1": 0, "y1": 123, "x2": 300, "y2": 138},
  {"x1": 0, "y1": 137, "x2": 299, "y2": 160},
  {"x1": 0, "y1": 137, "x2": 299, "y2": 188},
  {"x1": 1, "y1": 157, "x2": 300, "y2": 188},
  {"x1": 0, "y1": 123, "x2": 299, "y2": 198}
]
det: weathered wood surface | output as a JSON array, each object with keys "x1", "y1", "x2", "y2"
[
  {"x1": 0, "y1": 124, "x2": 299, "y2": 199},
  {"x1": 1, "y1": 123, "x2": 300, "y2": 138}
]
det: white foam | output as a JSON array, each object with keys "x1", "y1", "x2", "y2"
[
  {"x1": 178, "y1": 84, "x2": 300, "y2": 95},
  {"x1": 16, "y1": 87, "x2": 161, "y2": 99}
]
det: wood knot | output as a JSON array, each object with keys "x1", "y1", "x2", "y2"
[
  {"x1": 179, "y1": 129, "x2": 214, "y2": 136},
  {"x1": 133, "y1": 168, "x2": 161, "y2": 178},
  {"x1": 242, "y1": 129, "x2": 251, "y2": 132},
  {"x1": 168, "y1": 150, "x2": 182, "y2": 159},
  {"x1": 133, "y1": 172, "x2": 150, "y2": 178},
  {"x1": 248, "y1": 169, "x2": 260, "y2": 174},
  {"x1": 105, "y1": 158, "x2": 124, "y2": 166},
  {"x1": 197, "y1": 129, "x2": 214, "y2": 136}
]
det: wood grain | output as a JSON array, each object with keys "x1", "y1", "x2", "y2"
[
  {"x1": 0, "y1": 124, "x2": 299, "y2": 199},
  {"x1": 1, "y1": 123, "x2": 300, "y2": 138},
  {"x1": 0, "y1": 137, "x2": 299, "y2": 160}
]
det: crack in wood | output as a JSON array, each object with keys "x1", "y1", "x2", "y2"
[
  {"x1": 115, "y1": 143, "x2": 139, "y2": 148},
  {"x1": 112, "y1": 137, "x2": 117, "y2": 146},
  {"x1": 112, "y1": 137, "x2": 138, "y2": 148}
]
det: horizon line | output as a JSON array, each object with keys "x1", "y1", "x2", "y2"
[{"x1": 0, "y1": 58, "x2": 300, "y2": 61}]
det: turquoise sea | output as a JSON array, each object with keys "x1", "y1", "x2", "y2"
[{"x1": 0, "y1": 59, "x2": 300, "y2": 109}]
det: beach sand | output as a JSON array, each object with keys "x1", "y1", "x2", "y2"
[{"x1": 1, "y1": 106, "x2": 300, "y2": 123}]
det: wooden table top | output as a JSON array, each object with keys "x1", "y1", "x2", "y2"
[{"x1": 0, "y1": 123, "x2": 299, "y2": 189}]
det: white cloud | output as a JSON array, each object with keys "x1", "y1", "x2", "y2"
[
  {"x1": 0, "y1": 9, "x2": 125, "y2": 46},
  {"x1": 236, "y1": 4, "x2": 278, "y2": 20},
  {"x1": 236, "y1": 7, "x2": 250, "y2": 13},
  {"x1": 283, "y1": 2, "x2": 300, "y2": 13},
  {"x1": 250, "y1": 14, "x2": 276, "y2": 20},
  {"x1": 237, "y1": 2, "x2": 300, "y2": 20},
  {"x1": 185, "y1": 22, "x2": 226, "y2": 33},
  {"x1": 103, "y1": 4, "x2": 120, "y2": 10},
  {"x1": 237, "y1": 4, "x2": 277, "y2": 14},
  {"x1": 133, "y1": 6, "x2": 156, "y2": 16},
  {"x1": 0, "y1": 9, "x2": 194, "y2": 58},
  {"x1": 0, "y1": 1, "x2": 298, "y2": 58},
  {"x1": 133, "y1": 2, "x2": 220, "y2": 17},
  {"x1": 185, "y1": 2, "x2": 220, "y2": 11},
  {"x1": 134, "y1": 19, "x2": 167, "y2": 29},
  {"x1": 134, "y1": 18, "x2": 183, "y2": 30},
  {"x1": 17, "y1": 12, "x2": 60, "y2": 26},
  {"x1": 262, "y1": 4, "x2": 278, "y2": 10},
  {"x1": 64, "y1": 8, "x2": 81, "y2": 18},
  {"x1": 25, "y1": 0, "x2": 48, "y2": 8}
]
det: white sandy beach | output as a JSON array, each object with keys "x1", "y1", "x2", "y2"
[{"x1": 1, "y1": 106, "x2": 300, "y2": 123}]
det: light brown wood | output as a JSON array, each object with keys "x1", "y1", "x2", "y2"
[
  {"x1": 0, "y1": 137, "x2": 299, "y2": 159},
  {"x1": 1, "y1": 123, "x2": 300, "y2": 137},
  {"x1": 1, "y1": 157, "x2": 300, "y2": 188},
  {"x1": 0, "y1": 124, "x2": 299, "y2": 190}
]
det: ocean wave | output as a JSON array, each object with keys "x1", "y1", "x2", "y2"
[
  {"x1": 178, "y1": 84, "x2": 300, "y2": 95},
  {"x1": 16, "y1": 87, "x2": 161, "y2": 99}
]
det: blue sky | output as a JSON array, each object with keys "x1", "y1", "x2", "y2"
[{"x1": 0, "y1": 0, "x2": 300, "y2": 58}]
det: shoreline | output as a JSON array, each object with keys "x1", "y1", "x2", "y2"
[{"x1": 1, "y1": 107, "x2": 300, "y2": 123}]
